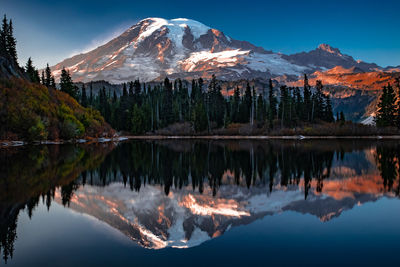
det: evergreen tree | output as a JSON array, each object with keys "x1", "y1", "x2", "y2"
[
  {"x1": 256, "y1": 92, "x2": 265, "y2": 123},
  {"x1": 50, "y1": 76, "x2": 56, "y2": 88},
  {"x1": 133, "y1": 79, "x2": 142, "y2": 105},
  {"x1": 59, "y1": 68, "x2": 78, "y2": 99},
  {"x1": 294, "y1": 87, "x2": 303, "y2": 123},
  {"x1": 89, "y1": 82, "x2": 94, "y2": 106},
  {"x1": 303, "y1": 74, "x2": 312, "y2": 121},
  {"x1": 45, "y1": 63, "x2": 52, "y2": 87},
  {"x1": 324, "y1": 94, "x2": 334, "y2": 122},
  {"x1": 81, "y1": 84, "x2": 88, "y2": 107},
  {"x1": 206, "y1": 75, "x2": 225, "y2": 126},
  {"x1": 6, "y1": 19, "x2": 17, "y2": 62},
  {"x1": 25, "y1": 57, "x2": 39, "y2": 83},
  {"x1": 314, "y1": 80, "x2": 325, "y2": 121},
  {"x1": 193, "y1": 101, "x2": 208, "y2": 132},
  {"x1": 279, "y1": 85, "x2": 291, "y2": 127},
  {"x1": 41, "y1": 70, "x2": 45, "y2": 85},
  {"x1": 231, "y1": 86, "x2": 241, "y2": 123},
  {"x1": 376, "y1": 84, "x2": 397, "y2": 127},
  {"x1": 131, "y1": 104, "x2": 145, "y2": 134},
  {"x1": 396, "y1": 78, "x2": 400, "y2": 129},
  {"x1": 0, "y1": 15, "x2": 8, "y2": 57},
  {"x1": 268, "y1": 79, "x2": 277, "y2": 128},
  {"x1": 242, "y1": 82, "x2": 252, "y2": 123},
  {"x1": 113, "y1": 89, "x2": 117, "y2": 104},
  {"x1": 339, "y1": 111, "x2": 345, "y2": 124},
  {"x1": 161, "y1": 77, "x2": 174, "y2": 126}
]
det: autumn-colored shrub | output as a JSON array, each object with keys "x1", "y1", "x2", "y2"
[{"x1": 0, "y1": 78, "x2": 114, "y2": 141}]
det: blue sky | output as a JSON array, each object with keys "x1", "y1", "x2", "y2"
[{"x1": 2, "y1": 0, "x2": 400, "y2": 68}]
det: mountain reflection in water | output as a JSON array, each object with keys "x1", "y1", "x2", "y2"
[{"x1": 1, "y1": 140, "x2": 400, "y2": 263}]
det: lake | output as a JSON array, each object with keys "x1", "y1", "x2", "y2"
[{"x1": 1, "y1": 139, "x2": 400, "y2": 266}]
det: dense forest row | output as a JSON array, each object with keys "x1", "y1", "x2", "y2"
[{"x1": 31, "y1": 63, "x2": 340, "y2": 134}]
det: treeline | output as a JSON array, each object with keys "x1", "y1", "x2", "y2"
[
  {"x1": 375, "y1": 79, "x2": 400, "y2": 128},
  {"x1": 55, "y1": 71, "x2": 338, "y2": 134}
]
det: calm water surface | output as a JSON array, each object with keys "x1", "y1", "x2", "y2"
[{"x1": 1, "y1": 140, "x2": 400, "y2": 266}]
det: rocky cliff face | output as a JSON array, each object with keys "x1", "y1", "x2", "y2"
[{"x1": 0, "y1": 56, "x2": 26, "y2": 79}]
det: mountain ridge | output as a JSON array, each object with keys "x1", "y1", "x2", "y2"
[{"x1": 51, "y1": 17, "x2": 388, "y2": 84}]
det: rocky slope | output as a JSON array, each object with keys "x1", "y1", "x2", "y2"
[{"x1": 51, "y1": 18, "x2": 390, "y2": 84}]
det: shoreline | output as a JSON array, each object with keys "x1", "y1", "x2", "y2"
[
  {"x1": 2, "y1": 135, "x2": 400, "y2": 147},
  {"x1": 124, "y1": 135, "x2": 400, "y2": 140}
]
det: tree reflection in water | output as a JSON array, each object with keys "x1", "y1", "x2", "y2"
[{"x1": 1, "y1": 140, "x2": 400, "y2": 263}]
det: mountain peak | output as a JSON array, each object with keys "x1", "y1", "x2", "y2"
[{"x1": 317, "y1": 44, "x2": 342, "y2": 55}]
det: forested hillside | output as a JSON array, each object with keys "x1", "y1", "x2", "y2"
[{"x1": 0, "y1": 15, "x2": 114, "y2": 141}]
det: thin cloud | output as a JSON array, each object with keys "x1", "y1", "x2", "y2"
[{"x1": 68, "y1": 20, "x2": 138, "y2": 57}]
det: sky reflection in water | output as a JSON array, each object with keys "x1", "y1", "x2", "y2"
[{"x1": 1, "y1": 140, "x2": 400, "y2": 266}]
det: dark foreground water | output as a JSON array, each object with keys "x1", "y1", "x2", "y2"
[{"x1": 1, "y1": 140, "x2": 400, "y2": 266}]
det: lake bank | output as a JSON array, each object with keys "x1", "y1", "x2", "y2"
[{"x1": 3, "y1": 135, "x2": 400, "y2": 147}]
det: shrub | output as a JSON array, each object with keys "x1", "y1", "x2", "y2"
[{"x1": 27, "y1": 117, "x2": 48, "y2": 141}]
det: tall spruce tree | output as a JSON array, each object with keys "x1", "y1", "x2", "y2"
[
  {"x1": 242, "y1": 82, "x2": 252, "y2": 123},
  {"x1": 303, "y1": 74, "x2": 312, "y2": 121},
  {"x1": 324, "y1": 94, "x2": 334, "y2": 122},
  {"x1": 41, "y1": 70, "x2": 45, "y2": 85},
  {"x1": 162, "y1": 77, "x2": 174, "y2": 126},
  {"x1": 25, "y1": 57, "x2": 39, "y2": 82},
  {"x1": 268, "y1": 79, "x2": 277, "y2": 128},
  {"x1": 6, "y1": 19, "x2": 17, "y2": 62},
  {"x1": 45, "y1": 64, "x2": 52, "y2": 87},
  {"x1": 376, "y1": 84, "x2": 397, "y2": 127},
  {"x1": 60, "y1": 68, "x2": 78, "y2": 99},
  {"x1": 81, "y1": 84, "x2": 88, "y2": 107},
  {"x1": 396, "y1": 78, "x2": 400, "y2": 129},
  {"x1": 231, "y1": 86, "x2": 240, "y2": 123},
  {"x1": 0, "y1": 15, "x2": 8, "y2": 57},
  {"x1": 89, "y1": 82, "x2": 94, "y2": 106},
  {"x1": 314, "y1": 80, "x2": 325, "y2": 121}
]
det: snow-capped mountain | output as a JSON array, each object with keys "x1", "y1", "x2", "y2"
[{"x1": 52, "y1": 18, "x2": 384, "y2": 83}]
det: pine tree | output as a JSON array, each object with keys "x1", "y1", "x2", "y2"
[
  {"x1": 161, "y1": 77, "x2": 174, "y2": 126},
  {"x1": 294, "y1": 87, "x2": 303, "y2": 123},
  {"x1": 45, "y1": 64, "x2": 52, "y2": 87},
  {"x1": 268, "y1": 79, "x2": 277, "y2": 128},
  {"x1": 242, "y1": 82, "x2": 252, "y2": 123},
  {"x1": 89, "y1": 82, "x2": 94, "y2": 106},
  {"x1": 113, "y1": 89, "x2": 117, "y2": 104},
  {"x1": 340, "y1": 111, "x2": 345, "y2": 124},
  {"x1": 81, "y1": 84, "x2": 88, "y2": 107},
  {"x1": 303, "y1": 74, "x2": 312, "y2": 121},
  {"x1": 324, "y1": 94, "x2": 334, "y2": 122},
  {"x1": 314, "y1": 80, "x2": 325, "y2": 121},
  {"x1": 41, "y1": 70, "x2": 45, "y2": 85},
  {"x1": 231, "y1": 86, "x2": 240, "y2": 122},
  {"x1": 376, "y1": 84, "x2": 397, "y2": 127},
  {"x1": 60, "y1": 67, "x2": 78, "y2": 99},
  {"x1": 396, "y1": 78, "x2": 400, "y2": 129},
  {"x1": 256, "y1": 93, "x2": 265, "y2": 123},
  {"x1": 0, "y1": 15, "x2": 8, "y2": 57},
  {"x1": 279, "y1": 85, "x2": 290, "y2": 127},
  {"x1": 193, "y1": 101, "x2": 208, "y2": 132},
  {"x1": 6, "y1": 19, "x2": 17, "y2": 62},
  {"x1": 50, "y1": 76, "x2": 56, "y2": 88},
  {"x1": 133, "y1": 79, "x2": 142, "y2": 105},
  {"x1": 25, "y1": 57, "x2": 38, "y2": 82}
]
